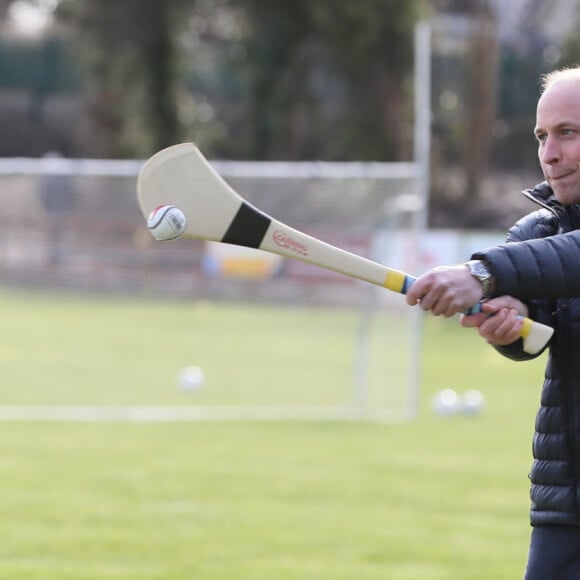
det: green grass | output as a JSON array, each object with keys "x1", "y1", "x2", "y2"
[{"x1": 0, "y1": 290, "x2": 545, "y2": 579}]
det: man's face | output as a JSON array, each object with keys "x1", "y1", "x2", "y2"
[{"x1": 535, "y1": 80, "x2": 580, "y2": 205}]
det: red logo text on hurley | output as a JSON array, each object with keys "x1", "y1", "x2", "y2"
[{"x1": 273, "y1": 230, "x2": 308, "y2": 256}]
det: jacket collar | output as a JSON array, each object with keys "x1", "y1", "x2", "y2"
[
  {"x1": 521, "y1": 181, "x2": 580, "y2": 229},
  {"x1": 521, "y1": 181, "x2": 562, "y2": 218}
]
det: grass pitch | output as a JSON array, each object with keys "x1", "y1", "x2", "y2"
[{"x1": 0, "y1": 291, "x2": 545, "y2": 579}]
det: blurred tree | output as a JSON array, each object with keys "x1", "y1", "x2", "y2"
[
  {"x1": 228, "y1": 0, "x2": 421, "y2": 160},
  {"x1": 428, "y1": 0, "x2": 501, "y2": 208},
  {"x1": 39, "y1": 0, "x2": 422, "y2": 160},
  {"x1": 0, "y1": 0, "x2": 14, "y2": 21},
  {"x1": 57, "y1": 0, "x2": 188, "y2": 157},
  {"x1": 558, "y1": 3, "x2": 580, "y2": 72},
  {"x1": 462, "y1": 0, "x2": 498, "y2": 199},
  {"x1": 491, "y1": 0, "x2": 563, "y2": 173},
  {"x1": 230, "y1": 0, "x2": 313, "y2": 159}
]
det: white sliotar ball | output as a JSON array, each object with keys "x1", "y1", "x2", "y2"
[
  {"x1": 177, "y1": 366, "x2": 205, "y2": 392},
  {"x1": 462, "y1": 389, "x2": 486, "y2": 416},
  {"x1": 147, "y1": 205, "x2": 187, "y2": 240},
  {"x1": 432, "y1": 388, "x2": 460, "y2": 417}
]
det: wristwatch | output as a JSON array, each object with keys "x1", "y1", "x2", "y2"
[{"x1": 465, "y1": 260, "x2": 494, "y2": 299}]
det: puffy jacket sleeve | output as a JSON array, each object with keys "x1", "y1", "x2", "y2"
[{"x1": 471, "y1": 213, "x2": 580, "y2": 299}]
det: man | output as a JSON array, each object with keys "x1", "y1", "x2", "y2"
[{"x1": 406, "y1": 67, "x2": 580, "y2": 579}]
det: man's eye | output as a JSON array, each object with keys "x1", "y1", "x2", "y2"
[{"x1": 535, "y1": 133, "x2": 546, "y2": 143}]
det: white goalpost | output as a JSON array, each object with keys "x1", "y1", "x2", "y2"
[{"x1": 351, "y1": 20, "x2": 431, "y2": 421}]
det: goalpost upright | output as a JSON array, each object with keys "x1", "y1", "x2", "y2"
[{"x1": 352, "y1": 20, "x2": 431, "y2": 421}]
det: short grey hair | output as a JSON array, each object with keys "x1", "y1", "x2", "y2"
[{"x1": 541, "y1": 66, "x2": 580, "y2": 93}]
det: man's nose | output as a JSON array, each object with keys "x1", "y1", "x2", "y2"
[{"x1": 541, "y1": 135, "x2": 561, "y2": 164}]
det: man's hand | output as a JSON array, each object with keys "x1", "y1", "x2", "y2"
[
  {"x1": 460, "y1": 296, "x2": 529, "y2": 347},
  {"x1": 405, "y1": 264, "x2": 483, "y2": 316}
]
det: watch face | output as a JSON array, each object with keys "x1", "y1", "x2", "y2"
[
  {"x1": 467, "y1": 261, "x2": 493, "y2": 298},
  {"x1": 470, "y1": 261, "x2": 490, "y2": 280}
]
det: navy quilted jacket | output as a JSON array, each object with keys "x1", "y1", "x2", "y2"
[{"x1": 472, "y1": 181, "x2": 580, "y2": 526}]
